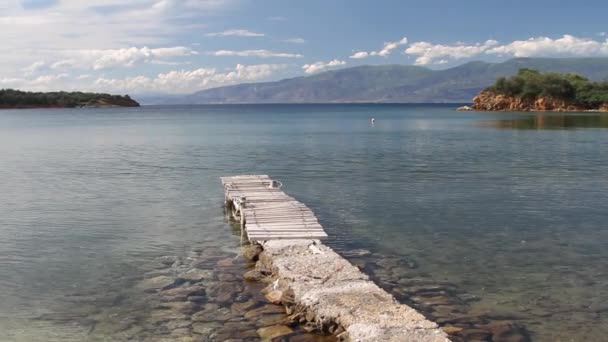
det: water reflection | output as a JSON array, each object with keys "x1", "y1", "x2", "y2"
[{"x1": 479, "y1": 113, "x2": 608, "y2": 129}]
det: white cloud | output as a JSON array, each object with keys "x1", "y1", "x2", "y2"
[
  {"x1": 93, "y1": 64, "x2": 287, "y2": 93},
  {"x1": 25, "y1": 46, "x2": 198, "y2": 72},
  {"x1": 405, "y1": 39, "x2": 499, "y2": 65},
  {"x1": 50, "y1": 59, "x2": 75, "y2": 70},
  {"x1": 0, "y1": 0, "x2": 235, "y2": 76},
  {"x1": 23, "y1": 61, "x2": 46, "y2": 75},
  {"x1": 283, "y1": 38, "x2": 306, "y2": 44},
  {"x1": 349, "y1": 51, "x2": 369, "y2": 59},
  {"x1": 350, "y1": 37, "x2": 408, "y2": 59},
  {"x1": 403, "y1": 35, "x2": 608, "y2": 65},
  {"x1": 487, "y1": 35, "x2": 608, "y2": 58},
  {"x1": 302, "y1": 59, "x2": 346, "y2": 74},
  {"x1": 2, "y1": 63, "x2": 286, "y2": 94},
  {"x1": 210, "y1": 49, "x2": 302, "y2": 58},
  {"x1": 85, "y1": 46, "x2": 198, "y2": 70},
  {"x1": 206, "y1": 29, "x2": 264, "y2": 37}
]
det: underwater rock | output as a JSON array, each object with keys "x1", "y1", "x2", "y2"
[
  {"x1": 432, "y1": 305, "x2": 462, "y2": 318},
  {"x1": 187, "y1": 295, "x2": 206, "y2": 304},
  {"x1": 191, "y1": 305, "x2": 232, "y2": 322},
  {"x1": 218, "y1": 273, "x2": 238, "y2": 282},
  {"x1": 243, "y1": 269, "x2": 266, "y2": 282},
  {"x1": 145, "y1": 310, "x2": 189, "y2": 325},
  {"x1": 191, "y1": 321, "x2": 222, "y2": 337},
  {"x1": 256, "y1": 325, "x2": 293, "y2": 341},
  {"x1": 178, "y1": 269, "x2": 214, "y2": 282},
  {"x1": 478, "y1": 321, "x2": 532, "y2": 342},
  {"x1": 160, "y1": 284, "x2": 205, "y2": 301},
  {"x1": 441, "y1": 326, "x2": 463, "y2": 335},
  {"x1": 164, "y1": 319, "x2": 192, "y2": 331},
  {"x1": 216, "y1": 258, "x2": 235, "y2": 267},
  {"x1": 137, "y1": 276, "x2": 180, "y2": 293},
  {"x1": 256, "y1": 313, "x2": 288, "y2": 327},
  {"x1": 289, "y1": 334, "x2": 338, "y2": 342},
  {"x1": 233, "y1": 329, "x2": 259, "y2": 339},
  {"x1": 244, "y1": 305, "x2": 286, "y2": 319},
  {"x1": 206, "y1": 281, "x2": 242, "y2": 303},
  {"x1": 156, "y1": 255, "x2": 181, "y2": 266},
  {"x1": 242, "y1": 244, "x2": 263, "y2": 261},
  {"x1": 144, "y1": 269, "x2": 174, "y2": 278},
  {"x1": 264, "y1": 290, "x2": 283, "y2": 304},
  {"x1": 158, "y1": 301, "x2": 197, "y2": 314},
  {"x1": 231, "y1": 298, "x2": 258, "y2": 314},
  {"x1": 412, "y1": 295, "x2": 453, "y2": 306},
  {"x1": 457, "y1": 328, "x2": 492, "y2": 340}
]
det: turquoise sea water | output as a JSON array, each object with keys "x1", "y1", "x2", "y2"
[{"x1": 0, "y1": 104, "x2": 607, "y2": 341}]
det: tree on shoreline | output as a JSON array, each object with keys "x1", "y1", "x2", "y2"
[
  {"x1": 487, "y1": 69, "x2": 608, "y2": 106},
  {"x1": 0, "y1": 89, "x2": 139, "y2": 108}
]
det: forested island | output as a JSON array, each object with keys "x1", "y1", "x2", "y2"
[
  {"x1": 0, "y1": 89, "x2": 140, "y2": 108},
  {"x1": 470, "y1": 69, "x2": 608, "y2": 111}
]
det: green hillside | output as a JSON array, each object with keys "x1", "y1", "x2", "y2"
[
  {"x1": 181, "y1": 58, "x2": 608, "y2": 104},
  {"x1": 0, "y1": 89, "x2": 140, "y2": 108}
]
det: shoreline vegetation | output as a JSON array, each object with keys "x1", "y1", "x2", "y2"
[
  {"x1": 0, "y1": 89, "x2": 140, "y2": 109},
  {"x1": 461, "y1": 69, "x2": 608, "y2": 112}
]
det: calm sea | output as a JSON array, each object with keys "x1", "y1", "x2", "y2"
[{"x1": 0, "y1": 104, "x2": 607, "y2": 341}]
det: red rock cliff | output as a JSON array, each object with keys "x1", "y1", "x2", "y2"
[{"x1": 471, "y1": 91, "x2": 608, "y2": 112}]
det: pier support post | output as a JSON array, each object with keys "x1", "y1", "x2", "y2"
[{"x1": 239, "y1": 196, "x2": 246, "y2": 227}]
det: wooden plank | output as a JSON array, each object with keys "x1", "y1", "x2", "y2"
[
  {"x1": 247, "y1": 233, "x2": 327, "y2": 238},
  {"x1": 221, "y1": 174, "x2": 327, "y2": 241},
  {"x1": 246, "y1": 226, "x2": 326, "y2": 231},
  {"x1": 247, "y1": 234, "x2": 328, "y2": 239},
  {"x1": 247, "y1": 226, "x2": 323, "y2": 231},
  {"x1": 246, "y1": 218, "x2": 319, "y2": 223},
  {"x1": 247, "y1": 229, "x2": 327, "y2": 233},
  {"x1": 247, "y1": 222, "x2": 323, "y2": 228}
]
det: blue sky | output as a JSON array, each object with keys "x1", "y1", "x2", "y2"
[{"x1": 1, "y1": 0, "x2": 608, "y2": 94}]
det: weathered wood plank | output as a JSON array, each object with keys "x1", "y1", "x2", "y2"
[{"x1": 222, "y1": 174, "x2": 327, "y2": 241}]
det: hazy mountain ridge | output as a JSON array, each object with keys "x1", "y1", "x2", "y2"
[{"x1": 176, "y1": 58, "x2": 608, "y2": 104}]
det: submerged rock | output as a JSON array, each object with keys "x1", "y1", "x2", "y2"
[
  {"x1": 158, "y1": 301, "x2": 197, "y2": 314},
  {"x1": 242, "y1": 244, "x2": 263, "y2": 261},
  {"x1": 216, "y1": 258, "x2": 235, "y2": 267},
  {"x1": 178, "y1": 269, "x2": 214, "y2": 282},
  {"x1": 256, "y1": 325, "x2": 293, "y2": 341},
  {"x1": 155, "y1": 256, "x2": 181, "y2": 266},
  {"x1": 137, "y1": 276, "x2": 179, "y2": 292},
  {"x1": 243, "y1": 269, "x2": 266, "y2": 282},
  {"x1": 231, "y1": 299, "x2": 258, "y2": 314},
  {"x1": 244, "y1": 305, "x2": 286, "y2": 319},
  {"x1": 164, "y1": 319, "x2": 192, "y2": 331},
  {"x1": 478, "y1": 321, "x2": 532, "y2": 342},
  {"x1": 160, "y1": 284, "x2": 205, "y2": 301},
  {"x1": 264, "y1": 290, "x2": 283, "y2": 304},
  {"x1": 256, "y1": 313, "x2": 288, "y2": 327},
  {"x1": 192, "y1": 321, "x2": 222, "y2": 337},
  {"x1": 192, "y1": 305, "x2": 232, "y2": 322}
]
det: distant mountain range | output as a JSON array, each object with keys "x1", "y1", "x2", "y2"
[{"x1": 166, "y1": 58, "x2": 608, "y2": 104}]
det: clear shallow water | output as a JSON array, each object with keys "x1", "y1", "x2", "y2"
[{"x1": 0, "y1": 105, "x2": 607, "y2": 341}]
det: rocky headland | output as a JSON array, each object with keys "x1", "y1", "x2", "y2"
[
  {"x1": 0, "y1": 89, "x2": 140, "y2": 109},
  {"x1": 462, "y1": 68, "x2": 608, "y2": 112},
  {"x1": 470, "y1": 91, "x2": 608, "y2": 112}
]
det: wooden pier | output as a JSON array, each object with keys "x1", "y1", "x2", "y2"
[{"x1": 221, "y1": 175, "x2": 328, "y2": 241}]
